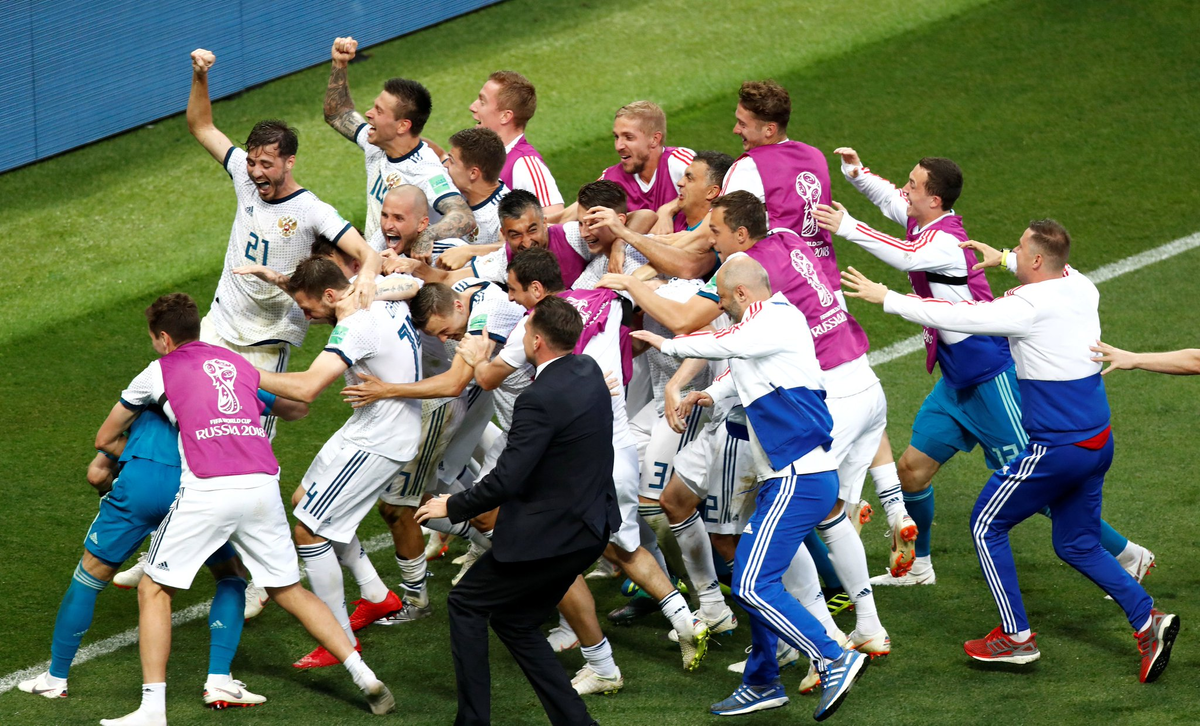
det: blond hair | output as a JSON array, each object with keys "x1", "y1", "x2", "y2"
[{"x1": 614, "y1": 100, "x2": 666, "y2": 140}]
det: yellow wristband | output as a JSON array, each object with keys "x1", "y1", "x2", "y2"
[{"x1": 1000, "y1": 248, "x2": 1011, "y2": 268}]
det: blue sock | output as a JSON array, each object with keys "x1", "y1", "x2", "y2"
[
  {"x1": 49, "y1": 561, "x2": 109, "y2": 679},
  {"x1": 905, "y1": 487, "x2": 935, "y2": 558},
  {"x1": 207, "y1": 576, "x2": 247, "y2": 677},
  {"x1": 804, "y1": 530, "x2": 841, "y2": 590},
  {"x1": 1099, "y1": 520, "x2": 1129, "y2": 558}
]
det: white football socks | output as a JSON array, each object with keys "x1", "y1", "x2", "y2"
[
  {"x1": 343, "y1": 651, "x2": 379, "y2": 691},
  {"x1": 335, "y1": 536, "x2": 388, "y2": 604},
  {"x1": 818, "y1": 512, "x2": 883, "y2": 635},
  {"x1": 581, "y1": 637, "x2": 619, "y2": 678},
  {"x1": 783, "y1": 543, "x2": 842, "y2": 641},
  {"x1": 395, "y1": 554, "x2": 428, "y2": 607},
  {"x1": 140, "y1": 682, "x2": 166, "y2": 713},
  {"x1": 659, "y1": 590, "x2": 694, "y2": 638},
  {"x1": 869, "y1": 462, "x2": 907, "y2": 527},
  {"x1": 299, "y1": 541, "x2": 354, "y2": 643},
  {"x1": 671, "y1": 512, "x2": 724, "y2": 619}
]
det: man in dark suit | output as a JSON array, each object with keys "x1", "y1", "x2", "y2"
[{"x1": 416, "y1": 295, "x2": 620, "y2": 726}]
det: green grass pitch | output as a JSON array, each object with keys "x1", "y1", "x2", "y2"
[{"x1": 2, "y1": 0, "x2": 1199, "y2": 723}]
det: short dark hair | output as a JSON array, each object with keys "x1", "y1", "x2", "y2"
[
  {"x1": 245, "y1": 120, "x2": 298, "y2": 157},
  {"x1": 738, "y1": 80, "x2": 790, "y2": 130},
  {"x1": 410, "y1": 282, "x2": 457, "y2": 330},
  {"x1": 711, "y1": 191, "x2": 768, "y2": 240},
  {"x1": 576, "y1": 180, "x2": 627, "y2": 215},
  {"x1": 310, "y1": 232, "x2": 342, "y2": 258},
  {"x1": 509, "y1": 247, "x2": 564, "y2": 292},
  {"x1": 498, "y1": 188, "x2": 542, "y2": 221},
  {"x1": 286, "y1": 256, "x2": 349, "y2": 298},
  {"x1": 693, "y1": 150, "x2": 734, "y2": 187},
  {"x1": 488, "y1": 70, "x2": 537, "y2": 128},
  {"x1": 145, "y1": 293, "x2": 200, "y2": 342},
  {"x1": 529, "y1": 296, "x2": 582, "y2": 353},
  {"x1": 1026, "y1": 219, "x2": 1071, "y2": 267},
  {"x1": 449, "y1": 127, "x2": 506, "y2": 184},
  {"x1": 918, "y1": 157, "x2": 963, "y2": 210},
  {"x1": 383, "y1": 78, "x2": 433, "y2": 136}
]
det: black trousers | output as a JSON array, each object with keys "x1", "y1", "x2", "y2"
[{"x1": 448, "y1": 541, "x2": 605, "y2": 726}]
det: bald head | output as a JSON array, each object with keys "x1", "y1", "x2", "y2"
[
  {"x1": 716, "y1": 254, "x2": 772, "y2": 322},
  {"x1": 380, "y1": 184, "x2": 431, "y2": 253}
]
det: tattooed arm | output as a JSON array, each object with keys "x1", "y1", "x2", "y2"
[
  {"x1": 411, "y1": 195, "x2": 478, "y2": 261},
  {"x1": 324, "y1": 36, "x2": 367, "y2": 142}
]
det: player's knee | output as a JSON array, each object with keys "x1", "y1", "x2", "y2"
[
  {"x1": 293, "y1": 521, "x2": 319, "y2": 545},
  {"x1": 660, "y1": 476, "x2": 696, "y2": 522},
  {"x1": 1052, "y1": 536, "x2": 1091, "y2": 565}
]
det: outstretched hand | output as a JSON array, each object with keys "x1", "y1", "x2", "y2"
[
  {"x1": 232, "y1": 264, "x2": 286, "y2": 288},
  {"x1": 813, "y1": 202, "x2": 849, "y2": 234},
  {"x1": 631, "y1": 329, "x2": 667, "y2": 351},
  {"x1": 832, "y1": 147, "x2": 862, "y2": 175},
  {"x1": 342, "y1": 373, "x2": 390, "y2": 408},
  {"x1": 840, "y1": 266, "x2": 889, "y2": 305},
  {"x1": 1090, "y1": 340, "x2": 1136, "y2": 375},
  {"x1": 959, "y1": 240, "x2": 1003, "y2": 270}
]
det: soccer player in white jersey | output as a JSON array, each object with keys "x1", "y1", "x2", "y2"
[
  {"x1": 323, "y1": 36, "x2": 476, "y2": 257},
  {"x1": 458, "y1": 248, "x2": 709, "y2": 690},
  {"x1": 442, "y1": 127, "x2": 509, "y2": 246},
  {"x1": 469, "y1": 70, "x2": 564, "y2": 216},
  {"x1": 247, "y1": 257, "x2": 423, "y2": 668},
  {"x1": 99, "y1": 294, "x2": 394, "y2": 725},
  {"x1": 186, "y1": 49, "x2": 381, "y2": 431},
  {"x1": 340, "y1": 279, "x2": 527, "y2": 619},
  {"x1": 572, "y1": 181, "x2": 652, "y2": 289},
  {"x1": 842, "y1": 222, "x2": 1178, "y2": 683}
]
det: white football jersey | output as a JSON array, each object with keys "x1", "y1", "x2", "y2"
[
  {"x1": 642, "y1": 278, "x2": 715, "y2": 415},
  {"x1": 211, "y1": 146, "x2": 352, "y2": 347},
  {"x1": 355, "y1": 125, "x2": 460, "y2": 242},
  {"x1": 571, "y1": 244, "x2": 650, "y2": 291},
  {"x1": 324, "y1": 300, "x2": 423, "y2": 461},
  {"x1": 465, "y1": 183, "x2": 508, "y2": 246}
]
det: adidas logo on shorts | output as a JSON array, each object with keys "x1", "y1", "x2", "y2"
[
  {"x1": 89, "y1": 532, "x2": 99, "y2": 545},
  {"x1": 156, "y1": 561, "x2": 170, "y2": 571}
]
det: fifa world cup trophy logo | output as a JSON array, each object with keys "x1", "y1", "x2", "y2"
[
  {"x1": 203, "y1": 359, "x2": 243, "y2": 415},
  {"x1": 794, "y1": 172, "x2": 823, "y2": 238},
  {"x1": 790, "y1": 249, "x2": 834, "y2": 307}
]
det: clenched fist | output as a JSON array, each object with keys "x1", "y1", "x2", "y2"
[
  {"x1": 191, "y1": 48, "x2": 216, "y2": 74},
  {"x1": 331, "y1": 36, "x2": 358, "y2": 67}
]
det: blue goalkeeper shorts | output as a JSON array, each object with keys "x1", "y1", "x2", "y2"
[{"x1": 910, "y1": 365, "x2": 1028, "y2": 470}]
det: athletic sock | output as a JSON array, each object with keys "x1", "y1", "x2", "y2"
[
  {"x1": 638, "y1": 503, "x2": 672, "y2": 544},
  {"x1": 817, "y1": 513, "x2": 883, "y2": 635},
  {"x1": 1099, "y1": 520, "x2": 1130, "y2": 558},
  {"x1": 671, "y1": 512, "x2": 723, "y2": 617},
  {"x1": 342, "y1": 651, "x2": 379, "y2": 691},
  {"x1": 49, "y1": 560, "x2": 109, "y2": 679},
  {"x1": 422, "y1": 517, "x2": 472, "y2": 538},
  {"x1": 395, "y1": 554, "x2": 428, "y2": 607},
  {"x1": 911, "y1": 555, "x2": 933, "y2": 574},
  {"x1": 140, "y1": 682, "x2": 166, "y2": 713},
  {"x1": 869, "y1": 463, "x2": 906, "y2": 526},
  {"x1": 207, "y1": 576, "x2": 246, "y2": 677},
  {"x1": 299, "y1": 541, "x2": 353, "y2": 644},
  {"x1": 904, "y1": 486, "x2": 935, "y2": 559},
  {"x1": 581, "y1": 637, "x2": 619, "y2": 678},
  {"x1": 469, "y1": 528, "x2": 494, "y2": 549},
  {"x1": 1116, "y1": 541, "x2": 1146, "y2": 571},
  {"x1": 804, "y1": 530, "x2": 841, "y2": 589},
  {"x1": 1012, "y1": 629, "x2": 1032, "y2": 643},
  {"x1": 782, "y1": 543, "x2": 841, "y2": 641},
  {"x1": 334, "y1": 537, "x2": 388, "y2": 603},
  {"x1": 659, "y1": 590, "x2": 693, "y2": 637}
]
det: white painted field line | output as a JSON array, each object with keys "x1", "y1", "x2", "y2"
[
  {"x1": 867, "y1": 230, "x2": 1200, "y2": 367},
  {"x1": 4, "y1": 230, "x2": 1200, "y2": 696}
]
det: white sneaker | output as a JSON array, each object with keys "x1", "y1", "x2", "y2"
[
  {"x1": 244, "y1": 582, "x2": 269, "y2": 619},
  {"x1": 17, "y1": 671, "x2": 67, "y2": 699},
  {"x1": 451, "y1": 543, "x2": 484, "y2": 586},
  {"x1": 424, "y1": 531, "x2": 451, "y2": 561},
  {"x1": 869, "y1": 565, "x2": 936, "y2": 587},
  {"x1": 584, "y1": 558, "x2": 621, "y2": 580},
  {"x1": 727, "y1": 643, "x2": 801, "y2": 674},
  {"x1": 365, "y1": 680, "x2": 396, "y2": 715},
  {"x1": 203, "y1": 679, "x2": 266, "y2": 709},
  {"x1": 669, "y1": 606, "x2": 737, "y2": 642},
  {"x1": 848, "y1": 627, "x2": 891, "y2": 658},
  {"x1": 113, "y1": 553, "x2": 148, "y2": 589},
  {"x1": 1107, "y1": 547, "x2": 1155, "y2": 600},
  {"x1": 99, "y1": 708, "x2": 167, "y2": 726},
  {"x1": 571, "y1": 665, "x2": 624, "y2": 695},
  {"x1": 547, "y1": 625, "x2": 580, "y2": 652}
]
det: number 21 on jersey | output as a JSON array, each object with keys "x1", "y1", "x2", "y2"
[{"x1": 245, "y1": 232, "x2": 271, "y2": 265}]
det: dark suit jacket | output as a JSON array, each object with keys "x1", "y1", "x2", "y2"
[{"x1": 446, "y1": 354, "x2": 620, "y2": 562}]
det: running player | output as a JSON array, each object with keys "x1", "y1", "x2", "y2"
[
  {"x1": 251, "y1": 258, "x2": 423, "y2": 668},
  {"x1": 323, "y1": 36, "x2": 476, "y2": 254},
  {"x1": 19, "y1": 398, "x2": 304, "y2": 708},
  {"x1": 842, "y1": 222, "x2": 1178, "y2": 682},
  {"x1": 469, "y1": 71, "x2": 564, "y2": 216},
  {"x1": 98, "y1": 294, "x2": 394, "y2": 725},
  {"x1": 817, "y1": 150, "x2": 1155, "y2": 586},
  {"x1": 599, "y1": 192, "x2": 891, "y2": 657},
  {"x1": 637, "y1": 255, "x2": 871, "y2": 720}
]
